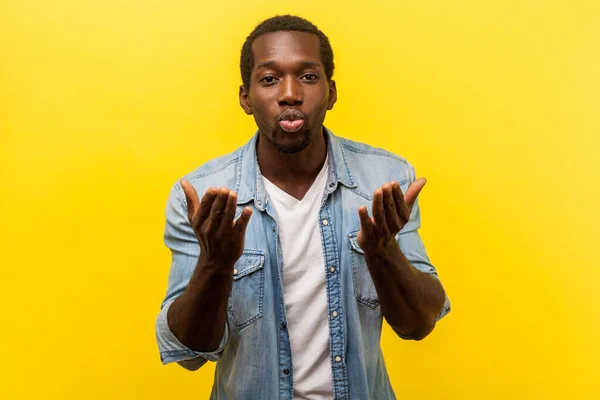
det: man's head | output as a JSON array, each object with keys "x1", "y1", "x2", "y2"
[
  {"x1": 239, "y1": 15, "x2": 337, "y2": 154},
  {"x1": 240, "y1": 15, "x2": 335, "y2": 91}
]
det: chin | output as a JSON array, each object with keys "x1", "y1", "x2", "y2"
[{"x1": 272, "y1": 127, "x2": 312, "y2": 154}]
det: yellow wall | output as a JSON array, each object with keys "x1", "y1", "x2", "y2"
[{"x1": 1, "y1": 1, "x2": 598, "y2": 398}]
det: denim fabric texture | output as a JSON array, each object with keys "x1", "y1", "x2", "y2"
[{"x1": 155, "y1": 127, "x2": 451, "y2": 400}]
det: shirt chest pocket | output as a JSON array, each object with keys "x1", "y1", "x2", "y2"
[
  {"x1": 227, "y1": 250, "x2": 265, "y2": 331},
  {"x1": 348, "y1": 232, "x2": 380, "y2": 309}
]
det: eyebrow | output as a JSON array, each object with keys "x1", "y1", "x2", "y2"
[{"x1": 255, "y1": 60, "x2": 321, "y2": 70}]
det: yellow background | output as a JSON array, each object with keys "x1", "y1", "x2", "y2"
[{"x1": 1, "y1": 0, "x2": 598, "y2": 398}]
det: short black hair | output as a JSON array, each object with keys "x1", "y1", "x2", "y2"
[{"x1": 240, "y1": 15, "x2": 335, "y2": 90}]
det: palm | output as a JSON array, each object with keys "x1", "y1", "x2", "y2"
[
  {"x1": 357, "y1": 178, "x2": 426, "y2": 254},
  {"x1": 180, "y1": 180, "x2": 252, "y2": 266}
]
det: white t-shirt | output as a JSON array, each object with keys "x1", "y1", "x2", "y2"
[{"x1": 262, "y1": 156, "x2": 333, "y2": 400}]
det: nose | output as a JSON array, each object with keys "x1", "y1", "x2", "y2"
[{"x1": 277, "y1": 76, "x2": 303, "y2": 106}]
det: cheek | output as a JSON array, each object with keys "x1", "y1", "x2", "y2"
[
  {"x1": 249, "y1": 104, "x2": 278, "y2": 133},
  {"x1": 313, "y1": 93, "x2": 330, "y2": 120},
  {"x1": 306, "y1": 88, "x2": 329, "y2": 116},
  {"x1": 318, "y1": 87, "x2": 333, "y2": 114},
  {"x1": 250, "y1": 94, "x2": 278, "y2": 120},
  {"x1": 252, "y1": 113, "x2": 270, "y2": 130}
]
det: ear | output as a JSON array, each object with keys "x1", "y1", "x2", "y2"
[
  {"x1": 327, "y1": 80, "x2": 337, "y2": 111},
  {"x1": 239, "y1": 85, "x2": 253, "y2": 115}
]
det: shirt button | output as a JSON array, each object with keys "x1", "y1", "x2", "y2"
[
  {"x1": 233, "y1": 269, "x2": 238, "y2": 276},
  {"x1": 335, "y1": 356, "x2": 342, "y2": 363},
  {"x1": 332, "y1": 311, "x2": 338, "y2": 318},
  {"x1": 322, "y1": 219, "x2": 329, "y2": 226},
  {"x1": 281, "y1": 322, "x2": 286, "y2": 329},
  {"x1": 329, "y1": 182, "x2": 335, "y2": 188},
  {"x1": 283, "y1": 368, "x2": 290, "y2": 375},
  {"x1": 257, "y1": 200, "x2": 262, "y2": 206},
  {"x1": 272, "y1": 226, "x2": 276, "y2": 232},
  {"x1": 329, "y1": 266, "x2": 336, "y2": 273}
]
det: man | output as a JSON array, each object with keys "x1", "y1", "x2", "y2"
[{"x1": 156, "y1": 15, "x2": 450, "y2": 400}]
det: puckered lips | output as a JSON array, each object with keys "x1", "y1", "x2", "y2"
[{"x1": 278, "y1": 109, "x2": 306, "y2": 132}]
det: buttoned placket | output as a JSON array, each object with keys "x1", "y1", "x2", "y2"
[
  {"x1": 248, "y1": 131, "x2": 353, "y2": 399},
  {"x1": 269, "y1": 203, "x2": 295, "y2": 400},
  {"x1": 254, "y1": 161, "x2": 295, "y2": 399},
  {"x1": 319, "y1": 176, "x2": 349, "y2": 400}
]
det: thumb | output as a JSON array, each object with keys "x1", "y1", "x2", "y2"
[
  {"x1": 180, "y1": 179, "x2": 200, "y2": 222},
  {"x1": 404, "y1": 177, "x2": 426, "y2": 210},
  {"x1": 232, "y1": 207, "x2": 252, "y2": 244}
]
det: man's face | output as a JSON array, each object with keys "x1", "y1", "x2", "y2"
[{"x1": 240, "y1": 31, "x2": 337, "y2": 154}]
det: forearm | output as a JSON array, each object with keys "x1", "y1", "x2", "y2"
[
  {"x1": 364, "y1": 241, "x2": 446, "y2": 340},
  {"x1": 167, "y1": 259, "x2": 233, "y2": 352}
]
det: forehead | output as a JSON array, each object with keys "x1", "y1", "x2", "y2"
[{"x1": 251, "y1": 31, "x2": 321, "y2": 68}]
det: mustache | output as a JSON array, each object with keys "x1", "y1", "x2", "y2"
[{"x1": 278, "y1": 109, "x2": 306, "y2": 121}]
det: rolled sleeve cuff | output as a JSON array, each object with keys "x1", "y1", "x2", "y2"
[
  {"x1": 436, "y1": 291, "x2": 451, "y2": 322},
  {"x1": 156, "y1": 299, "x2": 229, "y2": 365}
]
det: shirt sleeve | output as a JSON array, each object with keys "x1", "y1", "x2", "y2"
[
  {"x1": 155, "y1": 299, "x2": 229, "y2": 370},
  {"x1": 155, "y1": 181, "x2": 229, "y2": 370},
  {"x1": 396, "y1": 165, "x2": 451, "y2": 322}
]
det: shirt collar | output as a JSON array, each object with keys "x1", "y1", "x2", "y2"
[{"x1": 235, "y1": 126, "x2": 357, "y2": 211}]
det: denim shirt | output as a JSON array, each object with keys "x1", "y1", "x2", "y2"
[{"x1": 155, "y1": 127, "x2": 451, "y2": 400}]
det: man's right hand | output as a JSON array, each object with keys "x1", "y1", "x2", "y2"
[{"x1": 180, "y1": 180, "x2": 253, "y2": 268}]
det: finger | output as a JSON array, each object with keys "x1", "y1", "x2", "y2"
[
  {"x1": 391, "y1": 181, "x2": 410, "y2": 222},
  {"x1": 194, "y1": 187, "x2": 218, "y2": 227},
  {"x1": 217, "y1": 191, "x2": 238, "y2": 235},
  {"x1": 371, "y1": 188, "x2": 389, "y2": 237},
  {"x1": 206, "y1": 187, "x2": 230, "y2": 232},
  {"x1": 232, "y1": 206, "x2": 253, "y2": 244},
  {"x1": 358, "y1": 205, "x2": 375, "y2": 237},
  {"x1": 180, "y1": 180, "x2": 200, "y2": 223},
  {"x1": 382, "y1": 183, "x2": 402, "y2": 233},
  {"x1": 404, "y1": 177, "x2": 427, "y2": 211}
]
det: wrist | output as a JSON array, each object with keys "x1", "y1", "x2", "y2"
[
  {"x1": 198, "y1": 254, "x2": 236, "y2": 274},
  {"x1": 364, "y1": 237, "x2": 401, "y2": 261},
  {"x1": 186, "y1": 258, "x2": 235, "y2": 293}
]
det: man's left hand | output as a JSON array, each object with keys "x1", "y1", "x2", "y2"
[{"x1": 357, "y1": 178, "x2": 427, "y2": 256}]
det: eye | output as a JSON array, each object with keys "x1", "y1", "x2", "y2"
[
  {"x1": 301, "y1": 73, "x2": 318, "y2": 81},
  {"x1": 259, "y1": 76, "x2": 277, "y2": 84}
]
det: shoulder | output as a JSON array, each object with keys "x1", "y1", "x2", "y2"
[
  {"x1": 169, "y1": 145, "x2": 244, "y2": 208},
  {"x1": 338, "y1": 136, "x2": 412, "y2": 167},
  {"x1": 179, "y1": 146, "x2": 243, "y2": 183},
  {"x1": 336, "y1": 136, "x2": 416, "y2": 189}
]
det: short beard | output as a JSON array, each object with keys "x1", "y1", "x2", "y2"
[{"x1": 269, "y1": 129, "x2": 312, "y2": 154}]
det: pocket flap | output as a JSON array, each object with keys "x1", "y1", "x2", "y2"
[
  {"x1": 349, "y1": 230, "x2": 401, "y2": 254},
  {"x1": 348, "y1": 231, "x2": 364, "y2": 254},
  {"x1": 233, "y1": 250, "x2": 265, "y2": 280}
]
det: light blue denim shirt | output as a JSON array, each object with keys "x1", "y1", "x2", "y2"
[{"x1": 155, "y1": 127, "x2": 450, "y2": 400}]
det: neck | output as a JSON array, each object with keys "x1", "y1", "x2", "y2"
[{"x1": 257, "y1": 128, "x2": 327, "y2": 187}]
